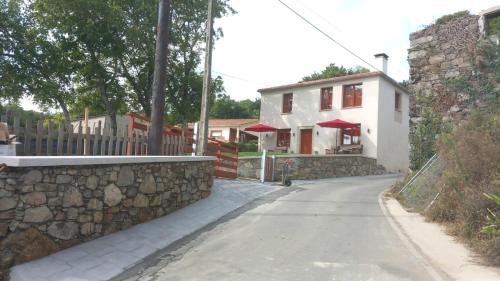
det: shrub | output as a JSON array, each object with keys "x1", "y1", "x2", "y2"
[
  {"x1": 235, "y1": 140, "x2": 258, "y2": 152},
  {"x1": 436, "y1": 10, "x2": 469, "y2": 25}
]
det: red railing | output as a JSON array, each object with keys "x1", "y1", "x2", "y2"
[
  {"x1": 207, "y1": 138, "x2": 239, "y2": 179},
  {"x1": 126, "y1": 112, "x2": 194, "y2": 155}
]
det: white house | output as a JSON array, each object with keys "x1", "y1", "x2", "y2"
[
  {"x1": 189, "y1": 119, "x2": 259, "y2": 143},
  {"x1": 258, "y1": 54, "x2": 410, "y2": 172}
]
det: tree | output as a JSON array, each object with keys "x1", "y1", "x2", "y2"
[
  {"x1": 210, "y1": 94, "x2": 260, "y2": 119},
  {"x1": 302, "y1": 63, "x2": 369, "y2": 81},
  {"x1": 0, "y1": 0, "x2": 74, "y2": 122}
]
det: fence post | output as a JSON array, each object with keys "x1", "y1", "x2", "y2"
[
  {"x1": 24, "y1": 119, "x2": 32, "y2": 155},
  {"x1": 260, "y1": 149, "x2": 267, "y2": 183}
]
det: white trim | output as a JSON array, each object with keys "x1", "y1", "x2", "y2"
[{"x1": 0, "y1": 156, "x2": 216, "y2": 167}]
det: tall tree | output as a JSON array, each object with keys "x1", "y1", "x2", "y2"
[
  {"x1": 0, "y1": 0, "x2": 74, "y2": 122},
  {"x1": 302, "y1": 63, "x2": 369, "y2": 81},
  {"x1": 210, "y1": 94, "x2": 260, "y2": 119},
  {"x1": 148, "y1": 0, "x2": 172, "y2": 155}
]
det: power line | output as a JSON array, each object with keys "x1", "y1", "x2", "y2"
[
  {"x1": 276, "y1": 0, "x2": 382, "y2": 72},
  {"x1": 291, "y1": 0, "x2": 343, "y2": 33},
  {"x1": 212, "y1": 70, "x2": 262, "y2": 85}
]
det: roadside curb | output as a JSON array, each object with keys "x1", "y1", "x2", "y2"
[
  {"x1": 379, "y1": 190, "x2": 500, "y2": 281},
  {"x1": 378, "y1": 190, "x2": 450, "y2": 281}
]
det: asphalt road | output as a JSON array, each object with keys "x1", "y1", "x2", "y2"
[{"x1": 118, "y1": 175, "x2": 439, "y2": 281}]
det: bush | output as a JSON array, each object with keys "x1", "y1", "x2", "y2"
[
  {"x1": 235, "y1": 140, "x2": 258, "y2": 152},
  {"x1": 436, "y1": 10, "x2": 469, "y2": 25}
]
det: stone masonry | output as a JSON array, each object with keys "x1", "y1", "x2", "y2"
[
  {"x1": 238, "y1": 155, "x2": 385, "y2": 181},
  {"x1": 0, "y1": 160, "x2": 213, "y2": 279},
  {"x1": 408, "y1": 14, "x2": 480, "y2": 119}
]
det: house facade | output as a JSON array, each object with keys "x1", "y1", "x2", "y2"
[{"x1": 258, "y1": 58, "x2": 410, "y2": 172}]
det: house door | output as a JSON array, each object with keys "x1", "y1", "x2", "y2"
[
  {"x1": 229, "y1": 128, "x2": 237, "y2": 142},
  {"x1": 300, "y1": 129, "x2": 313, "y2": 154}
]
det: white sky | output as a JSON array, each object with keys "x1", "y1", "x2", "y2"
[
  {"x1": 21, "y1": 0, "x2": 497, "y2": 111},
  {"x1": 212, "y1": 0, "x2": 498, "y2": 101}
]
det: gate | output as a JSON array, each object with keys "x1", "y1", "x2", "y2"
[
  {"x1": 207, "y1": 138, "x2": 239, "y2": 179},
  {"x1": 264, "y1": 156, "x2": 274, "y2": 181}
]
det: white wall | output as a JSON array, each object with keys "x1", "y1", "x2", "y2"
[
  {"x1": 376, "y1": 79, "x2": 410, "y2": 172},
  {"x1": 71, "y1": 116, "x2": 129, "y2": 134},
  {"x1": 259, "y1": 76, "x2": 381, "y2": 158}
]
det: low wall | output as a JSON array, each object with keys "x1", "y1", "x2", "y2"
[
  {"x1": 0, "y1": 156, "x2": 214, "y2": 277},
  {"x1": 238, "y1": 155, "x2": 385, "y2": 180}
]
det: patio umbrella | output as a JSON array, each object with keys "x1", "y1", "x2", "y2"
[
  {"x1": 244, "y1": 123, "x2": 277, "y2": 151},
  {"x1": 317, "y1": 119, "x2": 356, "y2": 150}
]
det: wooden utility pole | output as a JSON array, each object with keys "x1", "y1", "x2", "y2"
[
  {"x1": 196, "y1": 0, "x2": 215, "y2": 156},
  {"x1": 148, "y1": 0, "x2": 172, "y2": 155}
]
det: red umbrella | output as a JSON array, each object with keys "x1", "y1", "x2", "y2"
[
  {"x1": 244, "y1": 123, "x2": 278, "y2": 132},
  {"x1": 244, "y1": 123, "x2": 277, "y2": 152},
  {"x1": 317, "y1": 119, "x2": 356, "y2": 129},
  {"x1": 317, "y1": 119, "x2": 357, "y2": 151}
]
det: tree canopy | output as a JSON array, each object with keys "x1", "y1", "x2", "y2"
[
  {"x1": 0, "y1": 0, "x2": 233, "y2": 128},
  {"x1": 302, "y1": 63, "x2": 369, "y2": 81},
  {"x1": 210, "y1": 94, "x2": 260, "y2": 119}
]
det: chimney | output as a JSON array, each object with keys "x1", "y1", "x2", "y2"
[{"x1": 374, "y1": 53, "x2": 388, "y2": 74}]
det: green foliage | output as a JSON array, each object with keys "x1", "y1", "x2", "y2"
[
  {"x1": 1, "y1": 0, "x2": 234, "y2": 127},
  {"x1": 487, "y1": 15, "x2": 500, "y2": 35},
  {"x1": 235, "y1": 140, "x2": 258, "y2": 152},
  {"x1": 302, "y1": 64, "x2": 369, "y2": 81},
  {"x1": 435, "y1": 10, "x2": 469, "y2": 25},
  {"x1": 481, "y1": 192, "x2": 500, "y2": 236},
  {"x1": 409, "y1": 93, "x2": 446, "y2": 170},
  {"x1": 210, "y1": 94, "x2": 260, "y2": 119}
]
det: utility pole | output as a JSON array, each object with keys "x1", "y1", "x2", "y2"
[
  {"x1": 148, "y1": 0, "x2": 171, "y2": 155},
  {"x1": 196, "y1": 0, "x2": 215, "y2": 156}
]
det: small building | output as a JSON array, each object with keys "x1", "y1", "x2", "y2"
[
  {"x1": 189, "y1": 119, "x2": 259, "y2": 143},
  {"x1": 258, "y1": 54, "x2": 410, "y2": 172}
]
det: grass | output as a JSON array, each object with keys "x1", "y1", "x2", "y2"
[{"x1": 238, "y1": 151, "x2": 290, "y2": 157}]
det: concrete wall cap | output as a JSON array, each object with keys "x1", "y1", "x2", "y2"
[{"x1": 0, "y1": 156, "x2": 216, "y2": 167}]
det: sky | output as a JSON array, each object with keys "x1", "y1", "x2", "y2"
[
  {"x1": 20, "y1": 0, "x2": 498, "y2": 111},
  {"x1": 210, "y1": 0, "x2": 498, "y2": 101}
]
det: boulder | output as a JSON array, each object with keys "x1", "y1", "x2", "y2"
[
  {"x1": 117, "y1": 166, "x2": 134, "y2": 186},
  {"x1": 22, "y1": 170, "x2": 43, "y2": 185},
  {"x1": 104, "y1": 184, "x2": 122, "y2": 207},
  {"x1": 47, "y1": 222, "x2": 79, "y2": 240},
  {"x1": 23, "y1": 192, "x2": 46, "y2": 206},
  {"x1": 0, "y1": 197, "x2": 18, "y2": 211},
  {"x1": 133, "y1": 194, "x2": 149, "y2": 208},
  {"x1": 62, "y1": 187, "x2": 83, "y2": 207},
  {"x1": 23, "y1": 206, "x2": 53, "y2": 223},
  {"x1": 139, "y1": 174, "x2": 156, "y2": 194}
]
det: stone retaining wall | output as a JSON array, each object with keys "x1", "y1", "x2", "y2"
[
  {"x1": 238, "y1": 155, "x2": 385, "y2": 180},
  {"x1": 0, "y1": 158, "x2": 213, "y2": 278},
  {"x1": 408, "y1": 14, "x2": 480, "y2": 118}
]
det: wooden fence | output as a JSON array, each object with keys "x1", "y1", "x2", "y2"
[
  {"x1": 2, "y1": 116, "x2": 187, "y2": 156},
  {"x1": 207, "y1": 138, "x2": 239, "y2": 179}
]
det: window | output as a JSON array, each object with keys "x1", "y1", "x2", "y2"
[
  {"x1": 282, "y1": 93, "x2": 293, "y2": 113},
  {"x1": 341, "y1": 124, "x2": 361, "y2": 145},
  {"x1": 276, "y1": 129, "x2": 291, "y2": 147},
  {"x1": 342, "y1": 84, "x2": 362, "y2": 108},
  {"x1": 210, "y1": 130, "x2": 223, "y2": 139},
  {"x1": 320, "y1": 87, "x2": 333, "y2": 110},
  {"x1": 395, "y1": 92, "x2": 401, "y2": 111}
]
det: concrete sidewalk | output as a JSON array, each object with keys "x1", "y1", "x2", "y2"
[{"x1": 10, "y1": 179, "x2": 280, "y2": 281}]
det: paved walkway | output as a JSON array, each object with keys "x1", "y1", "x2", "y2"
[{"x1": 10, "y1": 179, "x2": 280, "y2": 281}]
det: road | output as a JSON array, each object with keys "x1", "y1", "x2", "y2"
[{"x1": 117, "y1": 175, "x2": 441, "y2": 281}]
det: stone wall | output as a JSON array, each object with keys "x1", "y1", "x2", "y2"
[
  {"x1": 238, "y1": 155, "x2": 385, "y2": 181},
  {"x1": 408, "y1": 14, "x2": 480, "y2": 118},
  {"x1": 0, "y1": 159, "x2": 213, "y2": 278}
]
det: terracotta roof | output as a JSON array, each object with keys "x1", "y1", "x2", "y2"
[
  {"x1": 188, "y1": 119, "x2": 258, "y2": 128},
  {"x1": 257, "y1": 71, "x2": 409, "y2": 94}
]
